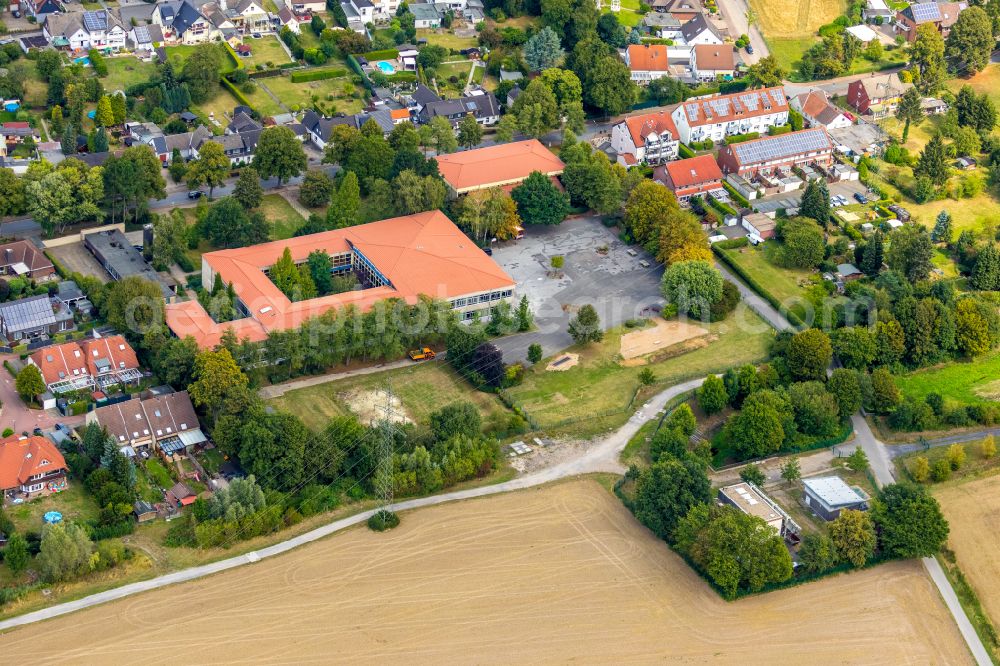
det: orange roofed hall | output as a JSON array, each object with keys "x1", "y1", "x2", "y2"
[
  {"x1": 165, "y1": 210, "x2": 516, "y2": 348},
  {"x1": 435, "y1": 139, "x2": 565, "y2": 195}
]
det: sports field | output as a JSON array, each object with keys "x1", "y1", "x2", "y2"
[
  {"x1": 936, "y1": 476, "x2": 1000, "y2": 633},
  {"x1": 0, "y1": 480, "x2": 970, "y2": 663}
]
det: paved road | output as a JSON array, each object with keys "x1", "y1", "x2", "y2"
[
  {"x1": 851, "y1": 412, "x2": 992, "y2": 666},
  {"x1": 715, "y1": 0, "x2": 769, "y2": 64},
  {"x1": 0, "y1": 377, "x2": 703, "y2": 632},
  {"x1": 0, "y1": 356, "x2": 84, "y2": 435}
]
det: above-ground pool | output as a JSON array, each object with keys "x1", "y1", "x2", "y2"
[
  {"x1": 74, "y1": 56, "x2": 91, "y2": 66},
  {"x1": 376, "y1": 60, "x2": 396, "y2": 75}
]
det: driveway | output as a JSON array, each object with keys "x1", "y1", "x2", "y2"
[
  {"x1": 490, "y1": 216, "x2": 665, "y2": 362},
  {"x1": 0, "y1": 356, "x2": 83, "y2": 435}
]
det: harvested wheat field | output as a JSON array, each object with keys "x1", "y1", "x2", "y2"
[
  {"x1": 936, "y1": 476, "x2": 1000, "y2": 627},
  {"x1": 749, "y1": 0, "x2": 845, "y2": 38},
  {"x1": 620, "y1": 318, "x2": 708, "y2": 360},
  {"x1": 0, "y1": 480, "x2": 970, "y2": 664}
]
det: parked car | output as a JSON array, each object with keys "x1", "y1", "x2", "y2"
[
  {"x1": 854, "y1": 192, "x2": 867, "y2": 204},
  {"x1": 745, "y1": 44, "x2": 754, "y2": 54},
  {"x1": 188, "y1": 190, "x2": 203, "y2": 199}
]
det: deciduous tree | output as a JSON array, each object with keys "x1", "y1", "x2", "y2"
[
  {"x1": 661, "y1": 260, "x2": 723, "y2": 320},
  {"x1": 186, "y1": 141, "x2": 229, "y2": 198},
  {"x1": 232, "y1": 167, "x2": 263, "y2": 209},
  {"x1": 871, "y1": 483, "x2": 949, "y2": 558},
  {"x1": 568, "y1": 304, "x2": 602, "y2": 343},
  {"x1": 829, "y1": 509, "x2": 876, "y2": 567},
  {"x1": 511, "y1": 170, "x2": 570, "y2": 226},
  {"x1": 253, "y1": 126, "x2": 307, "y2": 184}
]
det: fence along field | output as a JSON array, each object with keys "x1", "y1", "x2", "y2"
[{"x1": 0, "y1": 480, "x2": 970, "y2": 663}]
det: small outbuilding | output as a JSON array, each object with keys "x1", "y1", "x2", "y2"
[
  {"x1": 717, "y1": 482, "x2": 798, "y2": 536},
  {"x1": 133, "y1": 500, "x2": 157, "y2": 523},
  {"x1": 837, "y1": 263, "x2": 863, "y2": 281},
  {"x1": 802, "y1": 476, "x2": 869, "y2": 521}
]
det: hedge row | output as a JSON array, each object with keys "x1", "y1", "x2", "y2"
[
  {"x1": 220, "y1": 75, "x2": 253, "y2": 110},
  {"x1": 768, "y1": 124, "x2": 792, "y2": 136},
  {"x1": 678, "y1": 143, "x2": 695, "y2": 159},
  {"x1": 707, "y1": 196, "x2": 737, "y2": 217},
  {"x1": 722, "y1": 180, "x2": 750, "y2": 208},
  {"x1": 386, "y1": 71, "x2": 417, "y2": 83},
  {"x1": 712, "y1": 244, "x2": 805, "y2": 328},
  {"x1": 290, "y1": 67, "x2": 348, "y2": 82},
  {"x1": 724, "y1": 131, "x2": 759, "y2": 145},
  {"x1": 361, "y1": 48, "x2": 399, "y2": 61}
]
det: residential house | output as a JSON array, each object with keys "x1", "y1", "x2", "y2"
[
  {"x1": 895, "y1": 1, "x2": 967, "y2": 42},
  {"x1": 649, "y1": 0, "x2": 703, "y2": 22},
  {"x1": 679, "y1": 13, "x2": 722, "y2": 45},
  {"x1": 610, "y1": 109, "x2": 679, "y2": 166},
  {"x1": 300, "y1": 108, "x2": 395, "y2": 148},
  {"x1": 417, "y1": 89, "x2": 500, "y2": 126},
  {"x1": 790, "y1": 90, "x2": 853, "y2": 130},
  {"x1": 29, "y1": 335, "x2": 141, "y2": 394},
  {"x1": 20, "y1": 0, "x2": 62, "y2": 22},
  {"x1": 410, "y1": 2, "x2": 442, "y2": 27},
  {"x1": 153, "y1": 0, "x2": 217, "y2": 45},
  {"x1": 278, "y1": 7, "x2": 301, "y2": 33},
  {"x1": 130, "y1": 23, "x2": 166, "y2": 52},
  {"x1": 43, "y1": 10, "x2": 128, "y2": 51},
  {"x1": 199, "y1": 2, "x2": 236, "y2": 37},
  {"x1": 0, "y1": 435, "x2": 68, "y2": 502},
  {"x1": 90, "y1": 390, "x2": 203, "y2": 454},
  {"x1": 203, "y1": 110, "x2": 262, "y2": 165},
  {"x1": 167, "y1": 481, "x2": 198, "y2": 506},
  {"x1": 690, "y1": 44, "x2": 735, "y2": 81},
  {"x1": 409, "y1": 83, "x2": 443, "y2": 113},
  {"x1": 803, "y1": 476, "x2": 869, "y2": 521},
  {"x1": 624, "y1": 44, "x2": 670, "y2": 83},
  {"x1": 0, "y1": 240, "x2": 55, "y2": 279},
  {"x1": 149, "y1": 125, "x2": 214, "y2": 162},
  {"x1": 642, "y1": 12, "x2": 683, "y2": 40},
  {"x1": 0, "y1": 123, "x2": 39, "y2": 159},
  {"x1": 340, "y1": 0, "x2": 373, "y2": 31},
  {"x1": 292, "y1": 0, "x2": 328, "y2": 13},
  {"x1": 718, "y1": 482, "x2": 797, "y2": 536},
  {"x1": 654, "y1": 154, "x2": 724, "y2": 203},
  {"x1": 863, "y1": 0, "x2": 893, "y2": 22},
  {"x1": 846, "y1": 72, "x2": 912, "y2": 117},
  {"x1": 671, "y1": 86, "x2": 789, "y2": 145},
  {"x1": 229, "y1": 0, "x2": 270, "y2": 34},
  {"x1": 505, "y1": 85, "x2": 522, "y2": 108},
  {"x1": 921, "y1": 97, "x2": 948, "y2": 115},
  {"x1": 0, "y1": 294, "x2": 75, "y2": 343},
  {"x1": 717, "y1": 128, "x2": 835, "y2": 178}
]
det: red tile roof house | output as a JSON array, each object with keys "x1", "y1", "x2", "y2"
[
  {"x1": 88, "y1": 390, "x2": 202, "y2": 454},
  {"x1": 624, "y1": 44, "x2": 671, "y2": 84},
  {"x1": 611, "y1": 109, "x2": 680, "y2": 167},
  {"x1": 716, "y1": 128, "x2": 835, "y2": 178},
  {"x1": 29, "y1": 335, "x2": 142, "y2": 394},
  {"x1": 435, "y1": 139, "x2": 565, "y2": 196},
  {"x1": 847, "y1": 73, "x2": 913, "y2": 118},
  {"x1": 654, "y1": 155, "x2": 725, "y2": 204},
  {"x1": 0, "y1": 435, "x2": 68, "y2": 503},
  {"x1": 790, "y1": 91, "x2": 853, "y2": 130},
  {"x1": 690, "y1": 44, "x2": 736, "y2": 82}
]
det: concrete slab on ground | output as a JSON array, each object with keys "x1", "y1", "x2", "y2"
[{"x1": 47, "y1": 242, "x2": 110, "y2": 283}]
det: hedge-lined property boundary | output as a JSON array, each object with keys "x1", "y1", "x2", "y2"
[
  {"x1": 713, "y1": 244, "x2": 805, "y2": 329},
  {"x1": 361, "y1": 48, "x2": 400, "y2": 61},
  {"x1": 290, "y1": 67, "x2": 348, "y2": 82},
  {"x1": 722, "y1": 181, "x2": 751, "y2": 208}
]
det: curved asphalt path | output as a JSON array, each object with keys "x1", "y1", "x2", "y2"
[{"x1": 0, "y1": 377, "x2": 704, "y2": 633}]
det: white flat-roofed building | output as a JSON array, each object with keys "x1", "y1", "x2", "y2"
[
  {"x1": 717, "y1": 481, "x2": 798, "y2": 536},
  {"x1": 803, "y1": 476, "x2": 869, "y2": 521}
]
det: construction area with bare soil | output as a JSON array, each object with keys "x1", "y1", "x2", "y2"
[{"x1": 0, "y1": 479, "x2": 971, "y2": 664}]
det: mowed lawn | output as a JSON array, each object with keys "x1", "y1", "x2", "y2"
[
  {"x1": 267, "y1": 361, "x2": 512, "y2": 432},
  {"x1": 767, "y1": 37, "x2": 818, "y2": 75},
  {"x1": 949, "y1": 64, "x2": 1000, "y2": 110},
  {"x1": 895, "y1": 349, "x2": 1000, "y2": 403},
  {"x1": 718, "y1": 244, "x2": 813, "y2": 305},
  {"x1": 241, "y1": 35, "x2": 292, "y2": 68},
  {"x1": 164, "y1": 43, "x2": 238, "y2": 74},
  {"x1": 6, "y1": 484, "x2": 100, "y2": 534},
  {"x1": 103, "y1": 58, "x2": 158, "y2": 93},
  {"x1": 416, "y1": 28, "x2": 478, "y2": 51},
  {"x1": 506, "y1": 310, "x2": 773, "y2": 437},
  {"x1": 261, "y1": 193, "x2": 306, "y2": 240},
  {"x1": 262, "y1": 74, "x2": 366, "y2": 115}
]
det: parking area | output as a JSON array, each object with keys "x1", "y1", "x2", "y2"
[
  {"x1": 753, "y1": 180, "x2": 868, "y2": 214},
  {"x1": 491, "y1": 216, "x2": 665, "y2": 359},
  {"x1": 47, "y1": 242, "x2": 111, "y2": 283}
]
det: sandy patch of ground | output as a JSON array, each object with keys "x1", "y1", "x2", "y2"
[
  {"x1": 620, "y1": 319, "x2": 708, "y2": 360},
  {"x1": 838, "y1": 211, "x2": 860, "y2": 222},
  {"x1": 546, "y1": 353, "x2": 579, "y2": 371},
  {"x1": 342, "y1": 389, "x2": 412, "y2": 425},
  {"x1": 0, "y1": 480, "x2": 970, "y2": 664},
  {"x1": 973, "y1": 379, "x2": 1000, "y2": 400},
  {"x1": 936, "y1": 476, "x2": 1000, "y2": 629}
]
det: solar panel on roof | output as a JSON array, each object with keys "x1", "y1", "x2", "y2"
[
  {"x1": 733, "y1": 130, "x2": 830, "y2": 164},
  {"x1": 134, "y1": 25, "x2": 150, "y2": 42},
  {"x1": 83, "y1": 10, "x2": 108, "y2": 31},
  {"x1": 910, "y1": 2, "x2": 941, "y2": 21}
]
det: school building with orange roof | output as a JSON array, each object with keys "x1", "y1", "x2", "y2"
[{"x1": 165, "y1": 210, "x2": 516, "y2": 348}]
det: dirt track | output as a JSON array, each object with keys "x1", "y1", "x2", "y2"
[
  {"x1": 937, "y1": 477, "x2": 1000, "y2": 630},
  {"x1": 0, "y1": 480, "x2": 971, "y2": 664}
]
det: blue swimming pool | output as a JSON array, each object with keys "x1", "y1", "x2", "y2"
[
  {"x1": 74, "y1": 56, "x2": 91, "y2": 66},
  {"x1": 376, "y1": 60, "x2": 396, "y2": 75}
]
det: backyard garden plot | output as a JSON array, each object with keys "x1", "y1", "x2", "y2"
[
  {"x1": 0, "y1": 480, "x2": 970, "y2": 663},
  {"x1": 416, "y1": 27, "x2": 479, "y2": 51},
  {"x1": 102, "y1": 58, "x2": 158, "y2": 93},
  {"x1": 259, "y1": 74, "x2": 366, "y2": 115},
  {"x1": 241, "y1": 35, "x2": 292, "y2": 69}
]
